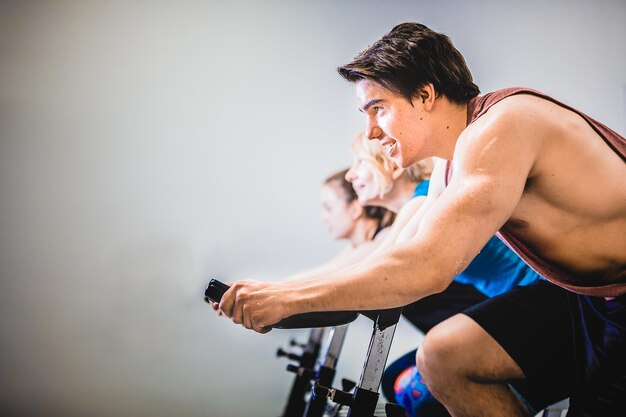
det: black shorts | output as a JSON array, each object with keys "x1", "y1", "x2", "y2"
[
  {"x1": 382, "y1": 281, "x2": 488, "y2": 403},
  {"x1": 402, "y1": 280, "x2": 488, "y2": 333},
  {"x1": 463, "y1": 280, "x2": 626, "y2": 416}
]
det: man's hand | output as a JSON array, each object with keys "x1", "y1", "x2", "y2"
[
  {"x1": 210, "y1": 300, "x2": 224, "y2": 316},
  {"x1": 219, "y1": 280, "x2": 292, "y2": 334}
]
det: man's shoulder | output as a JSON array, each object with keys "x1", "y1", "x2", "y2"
[
  {"x1": 465, "y1": 91, "x2": 555, "y2": 141},
  {"x1": 469, "y1": 87, "x2": 549, "y2": 123},
  {"x1": 454, "y1": 97, "x2": 544, "y2": 176}
]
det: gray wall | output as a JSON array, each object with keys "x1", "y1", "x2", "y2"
[{"x1": 1, "y1": 1, "x2": 624, "y2": 416}]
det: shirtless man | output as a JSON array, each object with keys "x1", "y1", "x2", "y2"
[{"x1": 218, "y1": 23, "x2": 626, "y2": 416}]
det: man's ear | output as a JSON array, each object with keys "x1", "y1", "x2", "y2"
[{"x1": 415, "y1": 83, "x2": 436, "y2": 111}]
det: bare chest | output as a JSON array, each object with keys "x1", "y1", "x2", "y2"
[{"x1": 504, "y1": 166, "x2": 626, "y2": 277}]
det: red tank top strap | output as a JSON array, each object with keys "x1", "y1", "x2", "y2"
[{"x1": 468, "y1": 87, "x2": 626, "y2": 162}]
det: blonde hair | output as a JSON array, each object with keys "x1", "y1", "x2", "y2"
[
  {"x1": 324, "y1": 168, "x2": 396, "y2": 231},
  {"x1": 350, "y1": 132, "x2": 433, "y2": 198}
]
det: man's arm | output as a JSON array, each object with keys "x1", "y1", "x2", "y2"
[
  {"x1": 222, "y1": 108, "x2": 539, "y2": 332},
  {"x1": 350, "y1": 158, "x2": 449, "y2": 261}
]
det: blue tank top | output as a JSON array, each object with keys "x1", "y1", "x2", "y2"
[
  {"x1": 411, "y1": 181, "x2": 541, "y2": 297},
  {"x1": 412, "y1": 180, "x2": 430, "y2": 198}
]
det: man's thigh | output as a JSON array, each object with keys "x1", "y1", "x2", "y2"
[
  {"x1": 422, "y1": 313, "x2": 527, "y2": 380},
  {"x1": 461, "y1": 280, "x2": 576, "y2": 411}
]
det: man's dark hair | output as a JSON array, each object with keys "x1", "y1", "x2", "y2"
[{"x1": 338, "y1": 22, "x2": 480, "y2": 104}]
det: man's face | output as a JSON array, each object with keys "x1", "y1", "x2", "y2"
[{"x1": 355, "y1": 79, "x2": 427, "y2": 168}]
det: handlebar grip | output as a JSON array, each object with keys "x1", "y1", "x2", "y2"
[
  {"x1": 204, "y1": 279, "x2": 359, "y2": 329},
  {"x1": 205, "y1": 279, "x2": 230, "y2": 303}
]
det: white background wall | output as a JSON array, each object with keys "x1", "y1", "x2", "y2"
[{"x1": 1, "y1": 1, "x2": 625, "y2": 416}]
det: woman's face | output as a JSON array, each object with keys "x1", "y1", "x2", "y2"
[
  {"x1": 320, "y1": 182, "x2": 357, "y2": 240},
  {"x1": 345, "y1": 157, "x2": 389, "y2": 206}
]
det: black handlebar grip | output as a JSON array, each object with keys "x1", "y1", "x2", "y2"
[
  {"x1": 204, "y1": 279, "x2": 359, "y2": 329},
  {"x1": 205, "y1": 279, "x2": 230, "y2": 303}
]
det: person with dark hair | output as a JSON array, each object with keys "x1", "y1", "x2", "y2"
[
  {"x1": 337, "y1": 22, "x2": 480, "y2": 104},
  {"x1": 284, "y1": 167, "x2": 395, "y2": 280},
  {"x1": 217, "y1": 22, "x2": 626, "y2": 417},
  {"x1": 323, "y1": 168, "x2": 394, "y2": 242}
]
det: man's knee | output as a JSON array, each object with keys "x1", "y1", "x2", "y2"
[{"x1": 416, "y1": 317, "x2": 466, "y2": 391}]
